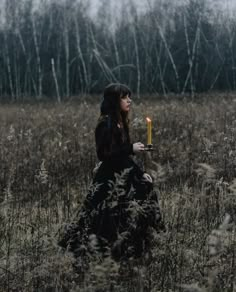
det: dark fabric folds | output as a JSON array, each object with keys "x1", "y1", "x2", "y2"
[{"x1": 58, "y1": 116, "x2": 165, "y2": 265}]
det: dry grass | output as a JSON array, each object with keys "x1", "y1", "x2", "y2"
[{"x1": 0, "y1": 96, "x2": 235, "y2": 291}]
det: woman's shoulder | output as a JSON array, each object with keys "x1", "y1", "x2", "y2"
[
  {"x1": 98, "y1": 115, "x2": 109, "y2": 124},
  {"x1": 96, "y1": 115, "x2": 110, "y2": 130},
  {"x1": 95, "y1": 115, "x2": 110, "y2": 136}
]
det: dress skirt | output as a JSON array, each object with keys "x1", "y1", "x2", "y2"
[{"x1": 58, "y1": 159, "x2": 164, "y2": 267}]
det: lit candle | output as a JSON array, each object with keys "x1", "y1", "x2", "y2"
[{"x1": 146, "y1": 117, "x2": 152, "y2": 145}]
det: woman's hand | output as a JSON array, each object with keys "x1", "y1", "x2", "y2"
[
  {"x1": 133, "y1": 142, "x2": 145, "y2": 153},
  {"x1": 142, "y1": 173, "x2": 152, "y2": 183}
]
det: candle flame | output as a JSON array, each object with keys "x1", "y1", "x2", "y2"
[{"x1": 146, "y1": 117, "x2": 151, "y2": 122}]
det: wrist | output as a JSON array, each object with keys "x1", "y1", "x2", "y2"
[{"x1": 131, "y1": 143, "x2": 135, "y2": 155}]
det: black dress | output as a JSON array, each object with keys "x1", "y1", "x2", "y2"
[{"x1": 58, "y1": 116, "x2": 164, "y2": 265}]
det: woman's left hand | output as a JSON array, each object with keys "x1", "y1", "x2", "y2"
[{"x1": 142, "y1": 173, "x2": 152, "y2": 183}]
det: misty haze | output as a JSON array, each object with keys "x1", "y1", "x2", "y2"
[
  {"x1": 0, "y1": 0, "x2": 235, "y2": 98},
  {"x1": 0, "y1": 1, "x2": 236, "y2": 291}
]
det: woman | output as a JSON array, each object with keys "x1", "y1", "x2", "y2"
[{"x1": 59, "y1": 83, "x2": 164, "y2": 265}]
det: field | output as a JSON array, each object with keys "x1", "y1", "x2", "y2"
[{"x1": 0, "y1": 96, "x2": 235, "y2": 291}]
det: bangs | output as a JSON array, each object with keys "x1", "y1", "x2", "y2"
[
  {"x1": 119, "y1": 84, "x2": 131, "y2": 98},
  {"x1": 104, "y1": 83, "x2": 131, "y2": 99}
]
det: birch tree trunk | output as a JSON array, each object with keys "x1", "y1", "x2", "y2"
[
  {"x1": 182, "y1": 14, "x2": 201, "y2": 96},
  {"x1": 51, "y1": 58, "x2": 61, "y2": 103},
  {"x1": 149, "y1": 12, "x2": 180, "y2": 92},
  {"x1": 16, "y1": 28, "x2": 37, "y2": 97},
  {"x1": 63, "y1": 11, "x2": 70, "y2": 98},
  {"x1": 74, "y1": 13, "x2": 88, "y2": 93},
  {"x1": 14, "y1": 51, "x2": 20, "y2": 99},
  {"x1": 112, "y1": 33, "x2": 121, "y2": 81},
  {"x1": 132, "y1": 24, "x2": 141, "y2": 98},
  {"x1": 32, "y1": 15, "x2": 42, "y2": 99},
  {"x1": 4, "y1": 33, "x2": 14, "y2": 101},
  {"x1": 156, "y1": 42, "x2": 167, "y2": 96}
]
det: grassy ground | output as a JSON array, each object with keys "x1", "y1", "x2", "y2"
[{"x1": 0, "y1": 97, "x2": 235, "y2": 291}]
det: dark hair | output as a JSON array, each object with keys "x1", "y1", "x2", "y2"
[
  {"x1": 99, "y1": 83, "x2": 131, "y2": 142},
  {"x1": 100, "y1": 83, "x2": 131, "y2": 117}
]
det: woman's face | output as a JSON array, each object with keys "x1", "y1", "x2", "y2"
[{"x1": 120, "y1": 95, "x2": 131, "y2": 113}]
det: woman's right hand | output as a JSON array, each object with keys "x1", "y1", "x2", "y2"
[
  {"x1": 142, "y1": 173, "x2": 152, "y2": 183},
  {"x1": 133, "y1": 142, "x2": 145, "y2": 153}
]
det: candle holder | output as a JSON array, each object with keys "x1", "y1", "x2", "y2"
[{"x1": 144, "y1": 144, "x2": 153, "y2": 151}]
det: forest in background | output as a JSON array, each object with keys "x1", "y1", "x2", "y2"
[
  {"x1": 0, "y1": 0, "x2": 236, "y2": 101},
  {"x1": 0, "y1": 1, "x2": 236, "y2": 290}
]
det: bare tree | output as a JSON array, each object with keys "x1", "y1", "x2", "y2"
[
  {"x1": 16, "y1": 28, "x2": 37, "y2": 97},
  {"x1": 0, "y1": 0, "x2": 235, "y2": 99},
  {"x1": 131, "y1": 24, "x2": 141, "y2": 98},
  {"x1": 51, "y1": 58, "x2": 61, "y2": 103},
  {"x1": 3, "y1": 33, "x2": 14, "y2": 101},
  {"x1": 146, "y1": 0, "x2": 180, "y2": 92},
  {"x1": 32, "y1": 13, "x2": 42, "y2": 99},
  {"x1": 182, "y1": 13, "x2": 201, "y2": 96},
  {"x1": 73, "y1": 11, "x2": 89, "y2": 93},
  {"x1": 62, "y1": 3, "x2": 70, "y2": 98}
]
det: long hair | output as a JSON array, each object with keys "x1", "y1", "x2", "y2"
[{"x1": 99, "y1": 83, "x2": 131, "y2": 142}]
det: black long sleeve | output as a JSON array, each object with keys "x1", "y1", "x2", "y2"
[
  {"x1": 95, "y1": 119, "x2": 133, "y2": 161},
  {"x1": 95, "y1": 118, "x2": 144, "y2": 179}
]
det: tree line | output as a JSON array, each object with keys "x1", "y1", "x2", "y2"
[{"x1": 0, "y1": 0, "x2": 236, "y2": 101}]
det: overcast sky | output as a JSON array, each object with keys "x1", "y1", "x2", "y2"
[
  {"x1": 89, "y1": 0, "x2": 148, "y2": 15},
  {"x1": 0, "y1": 0, "x2": 236, "y2": 26},
  {"x1": 1, "y1": 0, "x2": 236, "y2": 13},
  {"x1": 88, "y1": 0, "x2": 236, "y2": 17}
]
